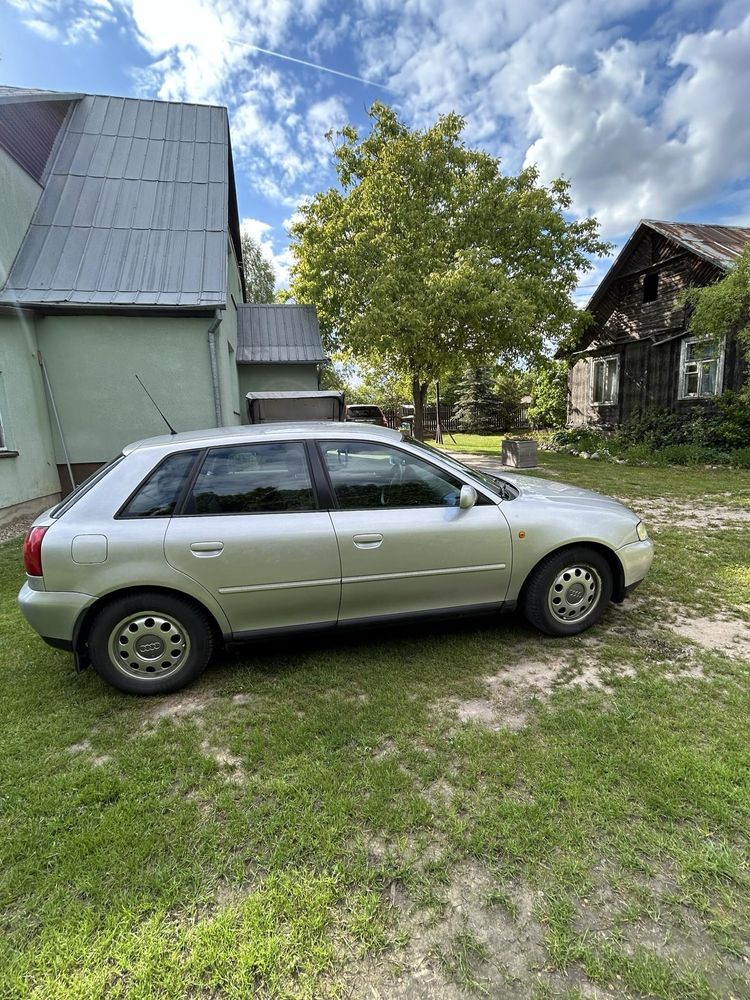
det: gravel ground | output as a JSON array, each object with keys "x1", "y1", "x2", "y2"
[{"x1": 0, "y1": 515, "x2": 36, "y2": 545}]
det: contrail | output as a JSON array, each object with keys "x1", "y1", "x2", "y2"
[{"x1": 228, "y1": 37, "x2": 392, "y2": 90}]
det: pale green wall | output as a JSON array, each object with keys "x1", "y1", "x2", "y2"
[
  {"x1": 238, "y1": 364, "x2": 320, "y2": 422},
  {"x1": 36, "y1": 314, "x2": 219, "y2": 464},
  {"x1": 0, "y1": 146, "x2": 42, "y2": 287},
  {"x1": 0, "y1": 313, "x2": 60, "y2": 511}
]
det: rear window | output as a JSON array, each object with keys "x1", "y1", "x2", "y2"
[
  {"x1": 119, "y1": 451, "x2": 198, "y2": 518},
  {"x1": 184, "y1": 442, "x2": 316, "y2": 515},
  {"x1": 50, "y1": 455, "x2": 125, "y2": 519}
]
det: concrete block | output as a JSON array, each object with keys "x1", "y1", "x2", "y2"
[{"x1": 501, "y1": 438, "x2": 537, "y2": 468}]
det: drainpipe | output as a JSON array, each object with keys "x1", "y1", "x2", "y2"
[
  {"x1": 37, "y1": 350, "x2": 75, "y2": 493},
  {"x1": 207, "y1": 309, "x2": 223, "y2": 427}
]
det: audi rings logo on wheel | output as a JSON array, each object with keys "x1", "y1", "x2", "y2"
[{"x1": 139, "y1": 641, "x2": 162, "y2": 653}]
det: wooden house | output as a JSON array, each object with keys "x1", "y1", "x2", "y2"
[{"x1": 565, "y1": 220, "x2": 750, "y2": 428}]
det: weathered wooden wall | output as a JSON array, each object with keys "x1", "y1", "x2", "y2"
[{"x1": 568, "y1": 229, "x2": 744, "y2": 427}]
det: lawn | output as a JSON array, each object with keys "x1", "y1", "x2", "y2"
[{"x1": 1, "y1": 447, "x2": 750, "y2": 999}]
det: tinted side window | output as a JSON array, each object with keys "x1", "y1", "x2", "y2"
[
  {"x1": 320, "y1": 441, "x2": 463, "y2": 510},
  {"x1": 187, "y1": 442, "x2": 315, "y2": 515},
  {"x1": 120, "y1": 451, "x2": 198, "y2": 518}
]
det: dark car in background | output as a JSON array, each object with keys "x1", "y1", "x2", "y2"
[{"x1": 345, "y1": 404, "x2": 388, "y2": 427}]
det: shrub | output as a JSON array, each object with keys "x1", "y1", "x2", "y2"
[
  {"x1": 730, "y1": 446, "x2": 750, "y2": 469},
  {"x1": 552, "y1": 428, "x2": 609, "y2": 452},
  {"x1": 656, "y1": 444, "x2": 729, "y2": 466}
]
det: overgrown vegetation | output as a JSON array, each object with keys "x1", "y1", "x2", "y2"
[{"x1": 551, "y1": 392, "x2": 750, "y2": 467}]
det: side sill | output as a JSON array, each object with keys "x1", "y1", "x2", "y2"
[{"x1": 228, "y1": 602, "x2": 517, "y2": 644}]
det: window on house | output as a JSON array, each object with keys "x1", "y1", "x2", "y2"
[
  {"x1": 591, "y1": 357, "x2": 619, "y2": 405},
  {"x1": 680, "y1": 338, "x2": 723, "y2": 399},
  {"x1": 643, "y1": 272, "x2": 659, "y2": 302}
]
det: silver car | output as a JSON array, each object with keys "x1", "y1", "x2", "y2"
[{"x1": 19, "y1": 424, "x2": 653, "y2": 694}]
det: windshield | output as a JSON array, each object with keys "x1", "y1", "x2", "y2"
[{"x1": 404, "y1": 437, "x2": 518, "y2": 500}]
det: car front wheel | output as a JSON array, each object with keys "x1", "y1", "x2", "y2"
[
  {"x1": 522, "y1": 546, "x2": 613, "y2": 637},
  {"x1": 88, "y1": 592, "x2": 214, "y2": 694}
]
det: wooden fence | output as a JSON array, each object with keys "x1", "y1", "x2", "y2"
[{"x1": 383, "y1": 403, "x2": 529, "y2": 433}]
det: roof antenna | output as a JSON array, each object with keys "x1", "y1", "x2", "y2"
[{"x1": 135, "y1": 374, "x2": 177, "y2": 435}]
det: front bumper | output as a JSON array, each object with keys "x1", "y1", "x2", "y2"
[
  {"x1": 18, "y1": 582, "x2": 95, "y2": 643},
  {"x1": 617, "y1": 538, "x2": 654, "y2": 589}
]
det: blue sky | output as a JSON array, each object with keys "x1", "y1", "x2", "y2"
[{"x1": 2, "y1": 0, "x2": 749, "y2": 298}]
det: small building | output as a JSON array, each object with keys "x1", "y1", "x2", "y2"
[
  {"x1": 565, "y1": 220, "x2": 750, "y2": 428},
  {"x1": 236, "y1": 304, "x2": 326, "y2": 419},
  {"x1": 0, "y1": 85, "x2": 327, "y2": 526}
]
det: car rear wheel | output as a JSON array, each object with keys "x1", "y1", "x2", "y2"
[
  {"x1": 88, "y1": 592, "x2": 214, "y2": 694},
  {"x1": 522, "y1": 547, "x2": 613, "y2": 637}
]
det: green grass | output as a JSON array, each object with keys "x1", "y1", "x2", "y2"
[{"x1": 2, "y1": 452, "x2": 750, "y2": 997}]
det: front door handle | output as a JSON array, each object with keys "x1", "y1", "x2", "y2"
[
  {"x1": 353, "y1": 533, "x2": 383, "y2": 549},
  {"x1": 190, "y1": 541, "x2": 224, "y2": 556}
]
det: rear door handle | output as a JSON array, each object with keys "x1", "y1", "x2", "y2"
[
  {"x1": 353, "y1": 533, "x2": 383, "y2": 548},
  {"x1": 190, "y1": 541, "x2": 224, "y2": 556}
]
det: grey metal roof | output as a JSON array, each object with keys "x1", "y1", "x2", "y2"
[
  {"x1": 0, "y1": 85, "x2": 83, "y2": 104},
  {"x1": 237, "y1": 304, "x2": 327, "y2": 363},
  {"x1": 642, "y1": 220, "x2": 750, "y2": 270},
  {"x1": 0, "y1": 91, "x2": 231, "y2": 308}
]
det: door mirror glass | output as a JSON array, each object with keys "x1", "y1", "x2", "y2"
[{"x1": 459, "y1": 484, "x2": 477, "y2": 510}]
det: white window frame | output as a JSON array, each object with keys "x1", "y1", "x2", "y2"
[
  {"x1": 589, "y1": 355, "x2": 620, "y2": 406},
  {"x1": 678, "y1": 336, "x2": 725, "y2": 400}
]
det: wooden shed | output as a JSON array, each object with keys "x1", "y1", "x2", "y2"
[{"x1": 565, "y1": 220, "x2": 750, "y2": 428}]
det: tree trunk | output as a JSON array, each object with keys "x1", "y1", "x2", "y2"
[{"x1": 411, "y1": 376, "x2": 428, "y2": 441}]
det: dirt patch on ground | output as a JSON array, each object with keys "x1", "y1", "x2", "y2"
[
  {"x1": 199, "y1": 740, "x2": 247, "y2": 784},
  {"x1": 0, "y1": 514, "x2": 37, "y2": 544},
  {"x1": 576, "y1": 863, "x2": 750, "y2": 997},
  {"x1": 346, "y1": 862, "x2": 548, "y2": 998},
  {"x1": 667, "y1": 614, "x2": 750, "y2": 662},
  {"x1": 619, "y1": 497, "x2": 750, "y2": 531},
  {"x1": 144, "y1": 690, "x2": 215, "y2": 725}
]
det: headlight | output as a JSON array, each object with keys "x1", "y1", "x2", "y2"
[{"x1": 636, "y1": 521, "x2": 649, "y2": 541}]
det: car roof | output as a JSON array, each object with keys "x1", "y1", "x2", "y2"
[{"x1": 123, "y1": 421, "x2": 402, "y2": 454}]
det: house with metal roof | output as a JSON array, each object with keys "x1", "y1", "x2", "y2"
[
  {"x1": 236, "y1": 304, "x2": 327, "y2": 403},
  {"x1": 564, "y1": 219, "x2": 750, "y2": 429},
  {"x1": 0, "y1": 84, "x2": 324, "y2": 524}
]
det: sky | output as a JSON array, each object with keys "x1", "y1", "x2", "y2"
[{"x1": 1, "y1": 0, "x2": 749, "y2": 301}]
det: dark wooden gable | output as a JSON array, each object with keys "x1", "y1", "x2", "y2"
[{"x1": 577, "y1": 225, "x2": 725, "y2": 355}]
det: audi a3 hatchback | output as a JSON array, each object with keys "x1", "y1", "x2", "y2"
[{"x1": 19, "y1": 423, "x2": 653, "y2": 694}]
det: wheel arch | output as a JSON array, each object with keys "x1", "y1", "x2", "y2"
[
  {"x1": 518, "y1": 541, "x2": 625, "y2": 607},
  {"x1": 72, "y1": 585, "x2": 226, "y2": 671}
]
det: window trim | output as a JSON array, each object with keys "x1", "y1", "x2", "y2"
[
  {"x1": 589, "y1": 354, "x2": 620, "y2": 407},
  {"x1": 174, "y1": 439, "x2": 321, "y2": 517},
  {"x1": 678, "y1": 335, "x2": 725, "y2": 401},
  {"x1": 315, "y1": 439, "x2": 493, "y2": 512}
]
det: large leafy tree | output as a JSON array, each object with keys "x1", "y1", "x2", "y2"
[
  {"x1": 240, "y1": 232, "x2": 275, "y2": 303},
  {"x1": 685, "y1": 244, "x2": 750, "y2": 396},
  {"x1": 290, "y1": 102, "x2": 608, "y2": 438}
]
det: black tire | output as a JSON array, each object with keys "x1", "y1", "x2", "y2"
[
  {"x1": 87, "y1": 591, "x2": 214, "y2": 695},
  {"x1": 522, "y1": 546, "x2": 613, "y2": 637}
]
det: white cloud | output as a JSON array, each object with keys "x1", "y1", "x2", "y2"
[
  {"x1": 525, "y1": 13, "x2": 750, "y2": 234},
  {"x1": 9, "y1": 0, "x2": 116, "y2": 43},
  {"x1": 241, "y1": 216, "x2": 294, "y2": 288}
]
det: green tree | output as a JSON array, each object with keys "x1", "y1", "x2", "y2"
[
  {"x1": 454, "y1": 367, "x2": 500, "y2": 433},
  {"x1": 684, "y1": 244, "x2": 750, "y2": 395},
  {"x1": 289, "y1": 102, "x2": 608, "y2": 438},
  {"x1": 349, "y1": 366, "x2": 412, "y2": 411},
  {"x1": 240, "y1": 232, "x2": 275, "y2": 303},
  {"x1": 527, "y1": 359, "x2": 569, "y2": 428},
  {"x1": 494, "y1": 366, "x2": 532, "y2": 428}
]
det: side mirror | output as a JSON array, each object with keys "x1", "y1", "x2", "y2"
[{"x1": 459, "y1": 484, "x2": 477, "y2": 510}]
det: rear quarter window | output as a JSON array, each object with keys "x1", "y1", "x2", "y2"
[{"x1": 118, "y1": 451, "x2": 199, "y2": 518}]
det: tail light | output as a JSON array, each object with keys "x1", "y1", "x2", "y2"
[{"x1": 23, "y1": 525, "x2": 48, "y2": 577}]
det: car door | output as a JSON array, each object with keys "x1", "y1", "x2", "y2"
[
  {"x1": 317, "y1": 438, "x2": 513, "y2": 622},
  {"x1": 164, "y1": 440, "x2": 341, "y2": 636}
]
